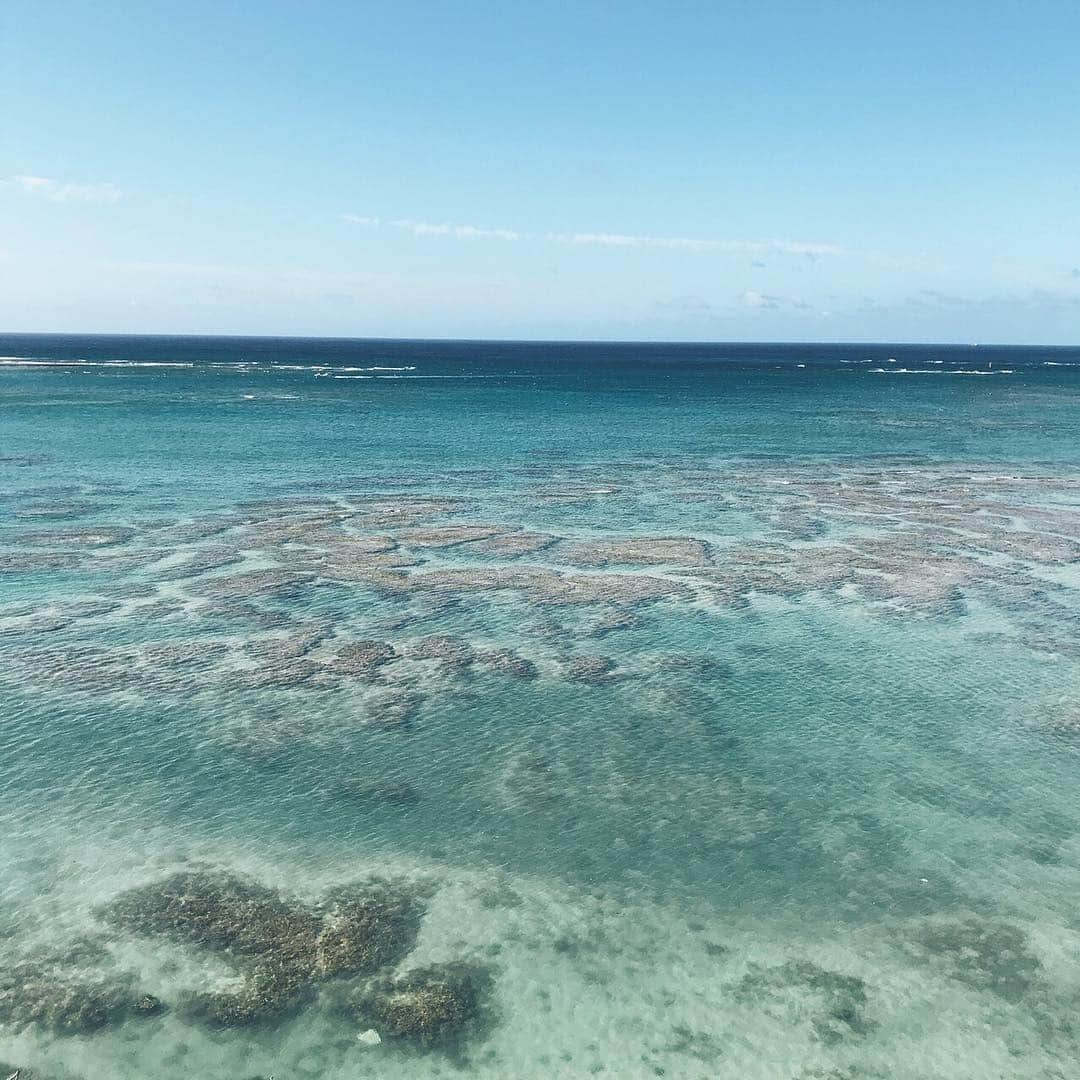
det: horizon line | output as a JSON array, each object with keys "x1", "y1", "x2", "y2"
[{"x1": 1, "y1": 329, "x2": 1078, "y2": 349}]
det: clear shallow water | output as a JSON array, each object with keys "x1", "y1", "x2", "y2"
[{"x1": 3, "y1": 336, "x2": 1080, "y2": 1077}]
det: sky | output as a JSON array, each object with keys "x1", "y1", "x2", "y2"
[{"x1": 2, "y1": 0, "x2": 1079, "y2": 343}]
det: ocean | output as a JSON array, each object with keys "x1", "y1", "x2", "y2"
[{"x1": 2, "y1": 334, "x2": 1080, "y2": 1078}]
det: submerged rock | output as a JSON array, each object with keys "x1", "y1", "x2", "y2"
[
  {"x1": 14, "y1": 525, "x2": 136, "y2": 547},
  {"x1": 244, "y1": 623, "x2": 332, "y2": 662},
  {"x1": 474, "y1": 648, "x2": 538, "y2": 679},
  {"x1": 733, "y1": 959, "x2": 873, "y2": 1045},
  {"x1": 582, "y1": 609, "x2": 641, "y2": 637},
  {"x1": 395, "y1": 525, "x2": 502, "y2": 548},
  {"x1": 142, "y1": 640, "x2": 230, "y2": 670},
  {"x1": 359, "y1": 688, "x2": 424, "y2": 730},
  {"x1": 461, "y1": 531, "x2": 558, "y2": 557},
  {"x1": 191, "y1": 569, "x2": 317, "y2": 600},
  {"x1": 0, "y1": 551, "x2": 85, "y2": 573},
  {"x1": 1036, "y1": 701, "x2": 1080, "y2": 738},
  {"x1": 562, "y1": 654, "x2": 618, "y2": 683},
  {"x1": 346, "y1": 962, "x2": 494, "y2": 1050},
  {"x1": 406, "y1": 634, "x2": 475, "y2": 669},
  {"x1": 153, "y1": 545, "x2": 243, "y2": 581},
  {"x1": 0, "y1": 959, "x2": 163, "y2": 1036},
  {"x1": 99, "y1": 868, "x2": 427, "y2": 1028},
  {"x1": 14, "y1": 502, "x2": 99, "y2": 520},
  {"x1": 56, "y1": 598, "x2": 123, "y2": 620},
  {"x1": 10, "y1": 644, "x2": 141, "y2": 693},
  {"x1": 557, "y1": 536, "x2": 711, "y2": 568},
  {"x1": 314, "y1": 880, "x2": 426, "y2": 977},
  {"x1": 183, "y1": 968, "x2": 311, "y2": 1028},
  {"x1": 912, "y1": 918, "x2": 1040, "y2": 1000},
  {"x1": 235, "y1": 657, "x2": 324, "y2": 689},
  {"x1": 406, "y1": 565, "x2": 691, "y2": 607},
  {"x1": 99, "y1": 869, "x2": 325, "y2": 967},
  {"x1": 495, "y1": 751, "x2": 563, "y2": 808},
  {"x1": 329, "y1": 639, "x2": 397, "y2": 678}
]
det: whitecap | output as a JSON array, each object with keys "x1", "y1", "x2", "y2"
[{"x1": 868, "y1": 368, "x2": 1012, "y2": 375}]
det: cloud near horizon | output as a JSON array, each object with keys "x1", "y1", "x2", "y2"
[
  {"x1": 740, "y1": 289, "x2": 813, "y2": 311},
  {"x1": 342, "y1": 213, "x2": 843, "y2": 259},
  {"x1": 8, "y1": 175, "x2": 123, "y2": 204}
]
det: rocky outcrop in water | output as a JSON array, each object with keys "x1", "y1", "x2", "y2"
[
  {"x1": 910, "y1": 918, "x2": 1041, "y2": 1001},
  {"x1": 475, "y1": 648, "x2": 538, "y2": 678},
  {"x1": 733, "y1": 959, "x2": 873, "y2": 1045},
  {"x1": 344, "y1": 961, "x2": 494, "y2": 1050},
  {"x1": 99, "y1": 869, "x2": 428, "y2": 1028},
  {"x1": 0, "y1": 943, "x2": 164, "y2": 1036}
]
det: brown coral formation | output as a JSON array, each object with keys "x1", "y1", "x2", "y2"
[
  {"x1": 557, "y1": 536, "x2": 711, "y2": 568},
  {"x1": 0, "y1": 941, "x2": 164, "y2": 1036},
  {"x1": 99, "y1": 869, "x2": 426, "y2": 1027},
  {"x1": 345, "y1": 962, "x2": 494, "y2": 1050}
]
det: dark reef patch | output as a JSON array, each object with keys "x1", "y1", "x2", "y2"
[
  {"x1": 344, "y1": 961, "x2": 495, "y2": 1052},
  {"x1": 0, "y1": 947, "x2": 164, "y2": 1036},
  {"x1": 98, "y1": 869, "x2": 429, "y2": 1029},
  {"x1": 733, "y1": 959, "x2": 873, "y2": 1045},
  {"x1": 910, "y1": 918, "x2": 1041, "y2": 1001}
]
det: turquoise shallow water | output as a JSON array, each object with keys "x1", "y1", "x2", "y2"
[{"x1": 3, "y1": 336, "x2": 1080, "y2": 1078}]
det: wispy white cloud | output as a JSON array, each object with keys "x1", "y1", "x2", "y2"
[
  {"x1": 740, "y1": 289, "x2": 812, "y2": 310},
  {"x1": 8, "y1": 175, "x2": 123, "y2": 204},
  {"x1": 389, "y1": 218, "x2": 523, "y2": 241},
  {"x1": 343, "y1": 214, "x2": 522, "y2": 241},
  {"x1": 342, "y1": 212, "x2": 842, "y2": 259},
  {"x1": 549, "y1": 232, "x2": 843, "y2": 258},
  {"x1": 547, "y1": 230, "x2": 712, "y2": 252}
]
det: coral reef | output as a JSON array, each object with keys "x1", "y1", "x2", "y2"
[
  {"x1": 328, "y1": 639, "x2": 398, "y2": 678},
  {"x1": 474, "y1": 648, "x2": 538, "y2": 678},
  {"x1": 14, "y1": 526, "x2": 136, "y2": 547},
  {"x1": 99, "y1": 869, "x2": 428, "y2": 1028},
  {"x1": 406, "y1": 634, "x2": 475, "y2": 669},
  {"x1": 562, "y1": 654, "x2": 618, "y2": 683},
  {"x1": 0, "y1": 947, "x2": 164, "y2": 1036},
  {"x1": 557, "y1": 536, "x2": 711, "y2": 568},
  {"x1": 911, "y1": 918, "x2": 1041, "y2": 1000},
  {"x1": 733, "y1": 960, "x2": 873, "y2": 1045},
  {"x1": 345, "y1": 962, "x2": 494, "y2": 1050}
]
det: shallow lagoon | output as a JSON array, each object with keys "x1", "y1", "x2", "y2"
[{"x1": 3, "y1": 337, "x2": 1080, "y2": 1077}]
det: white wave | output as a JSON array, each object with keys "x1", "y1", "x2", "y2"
[
  {"x1": 868, "y1": 367, "x2": 1013, "y2": 375},
  {"x1": 0, "y1": 357, "x2": 418, "y2": 373},
  {"x1": 210, "y1": 363, "x2": 419, "y2": 373},
  {"x1": 0, "y1": 358, "x2": 194, "y2": 368},
  {"x1": 330, "y1": 374, "x2": 524, "y2": 380},
  {"x1": 317, "y1": 365, "x2": 419, "y2": 372}
]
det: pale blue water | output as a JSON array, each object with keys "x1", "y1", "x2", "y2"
[{"x1": 3, "y1": 336, "x2": 1080, "y2": 1078}]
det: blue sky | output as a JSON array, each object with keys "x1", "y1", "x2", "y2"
[{"x1": 2, "y1": 1, "x2": 1079, "y2": 342}]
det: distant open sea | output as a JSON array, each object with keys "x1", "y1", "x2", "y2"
[{"x1": 3, "y1": 334, "x2": 1080, "y2": 1079}]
